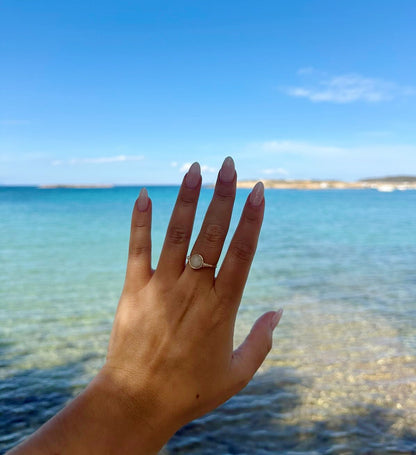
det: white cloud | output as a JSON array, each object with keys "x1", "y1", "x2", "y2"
[
  {"x1": 284, "y1": 70, "x2": 415, "y2": 103},
  {"x1": 52, "y1": 155, "x2": 144, "y2": 166},
  {"x1": 242, "y1": 139, "x2": 416, "y2": 180},
  {"x1": 261, "y1": 167, "x2": 289, "y2": 176},
  {"x1": 170, "y1": 161, "x2": 178, "y2": 167},
  {"x1": 201, "y1": 164, "x2": 217, "y2": 173},
  {"x1": 179, "y1": 162, "x2": 192, "y2": 172},
  {"x1": 252, "y1": 140, "x2": 345, "y2": 157},
  {"x1": 247, "y1": 139, "x2": 416, "y2": 169},
  {"x1": 297, "y1": 67, "x2": 315, "y2": 75},
  {"x1": 179, "y1": 162, "x2": 217, "y2": 173}
]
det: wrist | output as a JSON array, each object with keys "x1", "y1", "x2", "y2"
[
  {"x1": 82, "y1": 368, "x2": 178, "y2": 454},
  {"x1": 9, "y1": 369, "x2": 178, "y2": 455}
]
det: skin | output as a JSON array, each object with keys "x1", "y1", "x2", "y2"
[{"x1": 8, "y1": 157, "x2": 282, "y2": 455}]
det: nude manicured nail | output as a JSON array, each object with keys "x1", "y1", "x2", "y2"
[
  {"x1": 271, "y1": 308, "x2": 283, "y2": 331},
  {"x1": 219, "y1": 156, "x2": 235, "y2": 183},
  {"x1": 185, "y1": 162, "x2": 201, "y2": 188},
  {"x1": 137, "y1": 187, "x2": 149, "y2": 211},
  {"x1": 249, "y1": 181, "x2": 264, "y2": 206}
]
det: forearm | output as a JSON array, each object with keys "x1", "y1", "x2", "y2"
[{"x1": 7, "y1": 371, "x2": 176, "y2": 455}]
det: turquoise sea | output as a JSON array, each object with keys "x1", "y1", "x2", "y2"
[{"x1": 1, "y1": 186, "x2": 416, "y2": 454}]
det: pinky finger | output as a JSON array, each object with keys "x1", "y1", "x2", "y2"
[
  {"x1": 215, "y1": 182, "x2": 265, "y2": 310},
  {"x1": 124, "y1": 188, "x2": 153, "y2": 293}
]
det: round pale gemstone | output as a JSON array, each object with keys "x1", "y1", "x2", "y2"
[{"x1": 189, "y1": 254, "x2": 203, "y2": 269}]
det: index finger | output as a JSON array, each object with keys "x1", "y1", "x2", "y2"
[{"x1": 214, "y1": 182, "x2": 265, "y2": 312}]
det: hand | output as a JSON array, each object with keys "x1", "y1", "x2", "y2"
[
  {"x1": 99, "y1": 156, "x2": 282, "y2": 445},
  {"x1": 8, "y1": 157, "x2": 282, "y2": 455}
]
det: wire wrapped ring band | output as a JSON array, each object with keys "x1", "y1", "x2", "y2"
[{"x1": 187, "y1": 253, "x2": 216, "y2": 270}]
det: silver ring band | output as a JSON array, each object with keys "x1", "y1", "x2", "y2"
[{"x1": 187, "y1": 253, "x2": 216, "y2": 270}]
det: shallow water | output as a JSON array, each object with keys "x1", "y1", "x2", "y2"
[{"x1": 1, "y1": 187, "x2": 415, "y2": 454}]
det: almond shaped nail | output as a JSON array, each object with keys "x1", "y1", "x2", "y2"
[
  {"x1": 271, "y1": 308, "x2": 283, "y2": 331},
  {"x1": 219, "y1": 156, "x2": 235, "y2": 183},
  {"x1": 249, "y1": 181, "x2": 264, "y2": 206},
  {"x1": 185, "y1": 162, "x2": 201, "y2": 188},
  {"x1": 137, "y1": 187, "x2": 149, "y2": 211}
]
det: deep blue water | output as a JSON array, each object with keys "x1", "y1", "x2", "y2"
[{"x1": 1, "y1": 186, "x2": 415, "y2": 454}]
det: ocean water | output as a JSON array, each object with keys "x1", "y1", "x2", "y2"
[{"x1": 1, "y1": 186, "x2": 415, "y2": 454}]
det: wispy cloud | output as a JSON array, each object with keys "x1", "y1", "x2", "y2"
[
  {"x1": 261, "y1": 167, "x2": 289, "y2": 176},
  {"x1": 251, "y1": 140, "x2": 345, "y2": 157},
  {"x1": 179, "y1": 162, "x2": 217, "y2": 173},
  {"x1": 247, "y1": 139, "x2": 416, "y2": 164},
  {"x1": 245, "y1": 139, "x2": 416, "y2": 179},
  {"x1": 52, "y1": 155, "x2": 144, "y2": 166},
  {"x1": 283, "y1": 69, "x2": 415, "y2": 103}
]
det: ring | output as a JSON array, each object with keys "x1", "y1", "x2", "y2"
[{"x1": 187, "y1": 253, "x2": 216, "y2": 270}]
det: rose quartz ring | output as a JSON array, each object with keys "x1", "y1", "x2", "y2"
[{"x1": 187, "y1": 253, "x2": 216, "y2": 270}]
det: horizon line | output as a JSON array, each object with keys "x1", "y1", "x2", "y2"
[{"x1": 2, "y1": 174, "x2": 416, "y2": 188}]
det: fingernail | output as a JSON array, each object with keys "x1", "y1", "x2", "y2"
[
  {"x1": 219, "y1": 156, "x2": 235, "y2": 183},
  {"x1": 185, "y1": 162, "x2": 201, "y2": 188},
  {"x1": 137, "y1": 187, "x2": 149, "y2": 211},
  {"x1": 271, "y1": 309, "x2": 283, "y2": 331},
  {"x1": 249, "y1": 181, "x2": 264, "y2": 206}
]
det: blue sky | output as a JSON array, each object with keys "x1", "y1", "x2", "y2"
[{"x1": 1, "y1": 0, "x2": 415, "y2": 185}]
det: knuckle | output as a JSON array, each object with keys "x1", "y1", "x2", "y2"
[
  {"x1": 230, "y1": 240, "x2": 254, "y2": 263},
  {"x1": 203, "y1": 224, "x2": 225, "y2": 245},
  {"x1": 243, "y1": 208, "x2": 259, "y2": 225},
  {"x1": 215, "y1": 186, "x2": 234, "y2": 202},
  {"x1": 167, "y1": 225, "x2": 190, "y2": 245},
  {"x1": 129, "y1": 244, "x2": 150, "y2": 257},
  {"x1": 179, "y1": 190, "x2": 196, "y2": 207},
  {"x1": 133, "y1": 220, "x2": 147, "y2": 229}
]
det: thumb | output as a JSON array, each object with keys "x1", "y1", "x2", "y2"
[{"x1": 230, "y1": 309, "x2": 283, "y2": 389}]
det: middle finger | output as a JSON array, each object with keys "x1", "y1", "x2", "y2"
[{"x1": 183, "y1": 156, "x2": 236, "y2": 282}]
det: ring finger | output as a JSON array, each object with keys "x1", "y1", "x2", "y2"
[{"x1": 183, "y1": 156, "x2": 236, "y2": 283}]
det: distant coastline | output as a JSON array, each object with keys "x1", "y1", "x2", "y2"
[
  {"x1": 237, "y1": 176, "x2": 416, "y2": 192},
  {"x1": 2, "y1": 176, "x2": 415, "y2": 192},
  {"x1": 38, "y1": 184, "x2": 115, "y2": 189}
]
